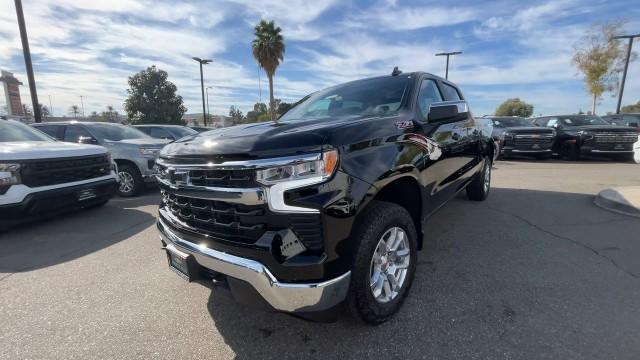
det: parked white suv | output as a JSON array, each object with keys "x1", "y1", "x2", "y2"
[{"x1": 0, "y1": 119, "x2": 118, "y2": 230}]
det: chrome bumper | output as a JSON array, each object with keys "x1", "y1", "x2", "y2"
[{"x1": 157, "y1": 218, "x2": 351, "y2": 312}]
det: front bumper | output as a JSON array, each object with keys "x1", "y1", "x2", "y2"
[
  {"x1": 0, "y1": 178, "x2": 117, "y2": 224},
  {"x1": 157, "y1": 218, "x2": 351, "y2": 313}
]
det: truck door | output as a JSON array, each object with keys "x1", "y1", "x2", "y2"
[{"x1": 412, "y1": 77, "x2": 475, "y2": 215}]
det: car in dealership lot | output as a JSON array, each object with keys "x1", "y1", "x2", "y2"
[
  {"x1": 133, "y1": 124, "x2": 197, "y2": 141},
  {"x1": 0, "y1": 119, "x2": 118, "y2": 231},
  {"x1": 33, "y1": 122, "x2": 170, "y2": 196},
  {"x1": 531, "y1": 115, "x2": 638, "y2": 161},
  {"x1": 155, "y1": 71, "x2": 495, "y2": 324},
  {"x1": 484, "y1": 116, "x2": 555, "y2": 159},
  {"x1": 602, "y1": 113, "x2": 640, "y2": 129}
]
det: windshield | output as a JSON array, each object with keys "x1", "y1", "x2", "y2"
[
  {"x1": 0, "y1": 121, "x2": 53, "y2": 142},
  {"x1": 280, "y1": 76, "x2": 410, "y2": 121},
  {"x1": 490, "y1": 117, "x2": 530, "y2": 127},
  {"x1": 558, "y1": 115, "x2": 608, "y2": 126},
  {"x1": 89, "y1": 124, "x2": 151, "y2": 141},
  {"x1": 168, "y1": 127, "x2": 197, "y2": 138}
]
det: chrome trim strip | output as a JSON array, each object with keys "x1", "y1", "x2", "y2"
[
  {"x1": 157, "y1": 153, "x2": 321, "y2": 170},
  {"x1": 157, "y1": 177, "x2": 266, "y2": 204},
  {"x1": 590, "y1": 150, "x2": 634, "y2": 153},
  {"x1": 158, "y1": 218, "x2": 350, "y2": 312}
]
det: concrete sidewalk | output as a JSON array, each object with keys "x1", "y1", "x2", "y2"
[{"x1": 595, "y1": 186, "x2": 640, "y2": 217}]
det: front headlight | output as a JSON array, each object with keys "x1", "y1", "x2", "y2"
[
  {"x1": 0, "y1": 163, "x2": 21, "y2": 186},
  {"x1": 578, "y1": 130, "x2": 594, "y2": 140},
  {"x1": 502, "y1": 131, "x2": 514, "y2": 139},
  {"x1": 140, "y1": 147, "x2": 160, "y2": 157},
  {"x1": 256, "y1": 150, "x2": 339, "y2": 185}
]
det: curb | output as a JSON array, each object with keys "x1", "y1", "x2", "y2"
[{"x1": 594, "y1": 187, "x2": 640, "y2": 218}]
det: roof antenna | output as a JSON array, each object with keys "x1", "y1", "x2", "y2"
[{"x1": 391, "y1": 66, "x2": 402, "y2": 76}]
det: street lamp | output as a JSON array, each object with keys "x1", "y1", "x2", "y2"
[
  {"x1": 613, "y1": 34, "x2": 639, "y2": 114},
  {"x1": 206, "y1": 86, "x2": 213, "y2": 125},
  {"x1": 435, "y1": 51, "x2": 462, "y2": 80},
  {"x1": 192, "y1": 57, "x2": 212, "y2": 126},
  {"x1": 80, "y1": 95, "x2": 85, "y2": 118}
]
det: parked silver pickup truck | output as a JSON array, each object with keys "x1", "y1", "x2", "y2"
[{"x1": 33, "y1": 122, "x2": 170, "y2": 196}]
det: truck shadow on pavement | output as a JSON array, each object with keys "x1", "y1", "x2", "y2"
[
  {"x1": 0, "y1": 196, "x2": 157, "y2": 273},
  {"x1": 204, "y1": 187, "x2": 640, "y2": 360}
]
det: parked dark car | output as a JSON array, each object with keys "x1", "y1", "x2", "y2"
[
  {"x1": 485, "y1": 116, "x2": 555, "y2": 159},
  {"x1": 155, "y1": 71, "x2": 495, "y2": 324},
  {"x1": 133, "y1": 124, "x2": 197, "y2": 141},
  {"x1": 531, "y1": 115, "x2": 638, "y2": 161},
  {"x1": 601, "y1": 113, "x2": 640, "y2": 129},
  {"x1": 33, "y1": 122, "x2": 170, "y2": 196}
]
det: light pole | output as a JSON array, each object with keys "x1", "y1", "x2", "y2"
[
  {"x1": 206, "y1": 86, "x2": 213, "y2": 125},
  {"x1": 192, "y1": 57, "x2": 212, "y2": 126},
  {"x1": 14, "y1": 0, "x2": 41, "y2": 123},
  {"x1": 613, "y1": 34, "x2": 639, "y2": 114},
  {"x1": 48, "y1": 94, "x2": 53, "y2": 117},
  {"x1": 80, "y1": 95, "x2": 85, "y2": 118},
  {"x1": 435, "y1": 51, "x2": 462, "y2": 80}
]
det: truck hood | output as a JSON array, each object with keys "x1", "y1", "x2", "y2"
[
  {"x1": 107, "y1": 138, "x2": 172, "y2": 147},
  {"x1": 0, "y1": 141, "x2": 107, "y2": 161},
  {"x1": 161, "y1": 115, "x2": 381, "y2": 157}
]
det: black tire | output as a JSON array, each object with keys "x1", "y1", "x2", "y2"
[
  {"x1": 466, "y1": 157, "x2": 491, "y2": 201},
  {"x1": 561, "y1": 141, "x2": 579, "y2": 161},
  {"x1": 347, "y1": 201, "x2": 418, "y2": 325},
  {"x1": 117, "y1": 164, "x2": 143, "y2": 197}
]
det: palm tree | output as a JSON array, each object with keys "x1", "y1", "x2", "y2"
[
  {"x1": 69, "y1": 105, "x2": 80, "y2": 118},
  {"x1": 252, "y1": 20, "x2": 285, "y2": 122}
]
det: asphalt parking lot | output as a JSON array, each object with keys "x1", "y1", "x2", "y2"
[{"x1": 1, "y1": 160, "x2": 640, "y2": 359}]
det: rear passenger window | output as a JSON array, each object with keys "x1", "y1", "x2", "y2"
[
  {"x1": 35, "y1": 125, "x2": 62, "y2": 140},
  {"x1": 442, "y1": 84, "x2": 461, "y2": 101}
]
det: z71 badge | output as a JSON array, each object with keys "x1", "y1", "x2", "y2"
[{"x1": 395, "y1": 120, "x2": 413, "y2": 129}]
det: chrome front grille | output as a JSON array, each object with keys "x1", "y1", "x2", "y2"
[
  {"x1": 513, "y1": 133, "x2": 554, "y2": 150},
  {"x1": 594, "y1": 132, "x2": 638, "y2": 143},
  {"x1": 162, "y1": 190, "x2": 267, "y2": 244}
]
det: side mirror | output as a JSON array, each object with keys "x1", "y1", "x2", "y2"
[
  {"x1": 78, "y1": 136, "x2": 97, "y2": 144},
  {"x1": 428, "y1": 101, "x2": 469, "y2": 123}
]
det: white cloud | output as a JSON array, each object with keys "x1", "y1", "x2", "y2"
[{"x1": 349, "y1": 5, "x2": 478, "y2": 31}]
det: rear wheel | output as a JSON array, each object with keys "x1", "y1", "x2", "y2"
[
  {"x1": 347, "y1": 201, "x2": 418, "y2": 325},
  {"x1": 466, "y1": 157, "x2": 491, "y2": 201},
  {"x1": 117, "y1": 165, "x2": 143, "y2": 197}
]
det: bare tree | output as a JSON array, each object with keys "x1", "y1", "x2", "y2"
[{"x1": 572, "y1": 21, "x2": 634, "y2": 114}]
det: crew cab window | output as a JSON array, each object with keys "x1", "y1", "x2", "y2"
[
  {"x1": 150, "y1": 127, "x2": 173, "y2": 139},
  {"x1": 64, "y1": 126, "x2": 93, "y2": 142},
  {"x1": 545, "y1": 119, "x2": 558, "y2": 127},
  {"x1": 417, "y1": 79, "x2": 443, "y2": 119},
  {"x1": 35, "y1": 125, "x2": 63, "y2": 140},
  {"x1": 442, "y1": 83, "x2": 461, "y2": 101}
]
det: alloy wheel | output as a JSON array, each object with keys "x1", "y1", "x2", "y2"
[
  {"x1": 369, "y1": 227, "x2": 411, "y2": 303},
  {"x1": 118, "y1": 171, "x2": 134, "y2": 194}
]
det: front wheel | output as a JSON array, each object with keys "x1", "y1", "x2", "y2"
[
  {"x1": 466, "y1": 157, "x2": 491, "y2": 201},
  {"x1": 347, "y1": 201, "x2": 418, "y2": 325},
  {"x1": 117, "y1": 165, "x2": 143, "y2": 197}
]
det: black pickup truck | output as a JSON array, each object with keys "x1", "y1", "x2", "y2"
[
  {"x1": 531, "y1": 115, "x2": 638, "y2": 161},
  {"x1": 485, "y1": 116, "x2": 555, "y2": 159},
  {"x1": 155, "y1": 71, "x2": 494, "y2": 324}
]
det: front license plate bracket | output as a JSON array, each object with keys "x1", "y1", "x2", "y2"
[{"x1": 166, "y1": 247, "x2": 200, "y2": 282}]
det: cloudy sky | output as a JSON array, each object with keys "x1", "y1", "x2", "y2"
[{"x1": 0, "y1": 0, "x2": 639, "y2": 118}]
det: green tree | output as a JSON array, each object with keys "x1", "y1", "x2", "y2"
[
  {"x1": 572, "y1": 21, "x2": 635, "y2": 114},
  {"x1": 252, "y1": 20, "x2": 285, "y2": 122},
  {"x1": 276, "y1": 100, "x2": 294, "y2": 117},
  {"x1": 228, "y1": 106, "x2": 245, "y2": 125},
  {"x1": 495, "y1": 98, "x2": 534, "y2": 117},
  {"x1": 69, "y1": 105, "x2": 80, "y2": 118},
  {"x1": 621, "y1": 101, "x2": 640, "y2": 113},
  {"x1": 124, "y1": 65, "x2": 187, "y2": 124}
]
